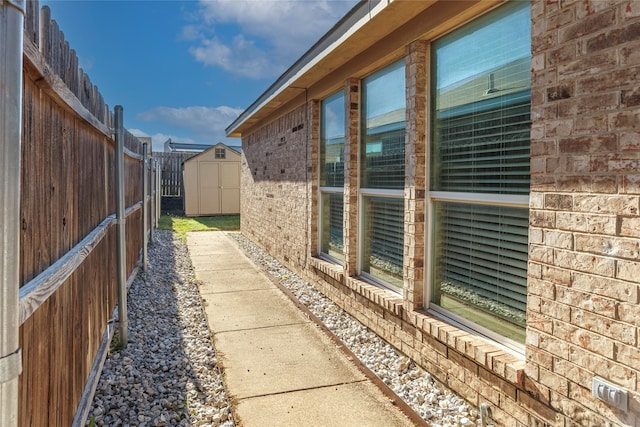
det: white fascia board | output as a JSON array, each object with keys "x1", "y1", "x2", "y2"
[{"x1": 226, "y1": 0, "x2": 392, "y2": 136}]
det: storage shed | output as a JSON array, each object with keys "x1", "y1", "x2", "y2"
[{"x1": 183, "y1": 143, "x2": 241, "y2": 216}]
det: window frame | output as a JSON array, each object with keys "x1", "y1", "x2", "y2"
[
  {"x1": 318, "y1": 90, "x2": 346, "y2": 265},
  {"x1": 424, "y1": 1, "x2": 531, "y2": 354},
  {"x1": 215, "y1": 148, "x2": 226, "y2": 159},
  {"x1": 357, "y1": 59, "x2": 407, "y2": 293}
]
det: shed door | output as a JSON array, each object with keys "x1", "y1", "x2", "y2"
[
  {"x1": 199, "y1": 162, "x2": 220, "y2": 214},
  {"x1": 220, "y1": 162, "x2": 240, "y2": 214}
]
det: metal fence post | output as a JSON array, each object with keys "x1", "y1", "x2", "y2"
[
  {"x1": 114, "y1": 105, "x2": 128, "y2": 348},
  {"x1": 142, "y1": 143, "x2": 148, "y2": 272},
  {"x1": 0, "y1": 1, "x2": 25, "y2": 425},
  {"x1": 156, "y1": 159, "x2": 161, "y2": 225},
  {"x1": 149, "y1": 157, "x2": 155, "y2": 242}
]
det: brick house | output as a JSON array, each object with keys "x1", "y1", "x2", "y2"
[{"x1": 226, "y1": 1, "x2": 640, "y2": 425}]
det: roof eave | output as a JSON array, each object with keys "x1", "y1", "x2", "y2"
[{"x1": 225, "y1": 0, "x2": 389, "y2": 138}]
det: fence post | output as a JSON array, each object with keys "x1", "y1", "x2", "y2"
[
  {"x1": 114, "y1": 105, "x2": 128, "y2": 348},
  {"x1": 142, "y1": 143, "x2": 148, "y2": 272},
  {"x1": 156, "y1": 159, "x2": 161, "y2": 225},
  {"x1": 0, "y1": 1, "x2": 25, "y2": 425},
  {"x1": 150, "y1": 158, "x2": 155, "y2": 242}
]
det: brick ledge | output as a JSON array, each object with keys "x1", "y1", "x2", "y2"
[{"x1": 309, "y1": 256, "x2": 524, "y2": 387}]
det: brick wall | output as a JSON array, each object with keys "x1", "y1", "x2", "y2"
[
  {"x1": 528, "y1": 0, "x2": 640, "y2": 424},
  {"x1": 241, "y1": 104, "x2": 311, "y2": 269},
  {"x1": 239, "y1": 1, "x2": 640, "y2": 425}
]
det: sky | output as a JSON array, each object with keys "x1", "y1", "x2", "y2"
[{"x1": 41, "y1": 0, "x2": 359, "y2": 152}]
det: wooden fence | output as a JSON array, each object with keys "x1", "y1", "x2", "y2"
[
  {"x1": 15, "y1": 3, "x2": 155, "y2": 425},
  {"x1": 155, "y1": 151, "x2": 196, "y2": 196}
]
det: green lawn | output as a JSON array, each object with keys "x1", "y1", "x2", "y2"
[{"x1": 159, "y1": 214, "x2": 240, "y2": 239}]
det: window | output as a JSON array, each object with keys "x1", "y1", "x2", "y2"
[
  {"x1": 360, "y1": 60, "x2": 406, "y2": 291},
  {"x1": 215, "y1": 148, "x2": 226, "y2": 159},
  {"x1": 429, "y1": 2, "x2": 531, "y2": 346},
  {"x1": 319, "y1": 91, "x2": 345, "y2": 262}
]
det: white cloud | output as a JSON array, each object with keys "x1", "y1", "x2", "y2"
[
  {"x1": 136, "y1": 105, "x2": 244, "y2": 145},
  {"x1": 187, "y1": 0, "x2": 358, "y2": 79}
]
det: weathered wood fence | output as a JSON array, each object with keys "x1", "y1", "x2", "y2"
[
  {"x1": 155, "y1": 151, "x2": 196, "y2": 196},
  {"x1": 154, "y1": 151, "x2": 196, "y2": 213},
  {"x1": 10, "y1": 2, "x2": 157, "y2": 425}
]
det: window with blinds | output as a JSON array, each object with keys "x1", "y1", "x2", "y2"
[
  {"x1": 360, "y1": 60, "x2": 406, "y2": 290},
  {"x1": 321, "y1": 192, "x2": 344, "y2": 261},
  {"x1": 320, "y1": 91, "x2": 345, "y2": 262},
  {"x1": 429, "y1": 1, "x2": 531, "y2": 345},
  {"x1": 361, "y1": 60, "x2": 406, "y2": 190},
  {"x1": 362, "y1": 197, "x2": 404, "y2": 289},
  {"x1": 432, "y1": 202, "x2": 528, "y2": 341}
]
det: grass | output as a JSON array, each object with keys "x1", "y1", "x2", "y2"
[{"x1": 159, "y1": 213, "x2": 240, "y2": 239}]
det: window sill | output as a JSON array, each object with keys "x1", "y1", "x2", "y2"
[
  {"x1": 309, "y1": 257, "x2": 524, "y2": 388},
  {"x1": 309, "y1": 257, "x2": 344, "y2": 283},
  {"x1": 413, "y1": 309, "x2": 525, "y2": 387},
  {"x1": 345, "y1": 276, "x2": 404, "y2": 316}
]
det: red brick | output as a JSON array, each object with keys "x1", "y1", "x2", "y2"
[
  {"x1": 586, "y1": 20, "x2": 640, "y2": 53},
  {"x1": 558, "y1": 134, "x2": 618, "y2": 154},
  {"x1": 558, "y1": 50, "x2": 618, "y2": 78},
  {"x1": 558, "y1": 9, "x2": 616, "y2": 42}
]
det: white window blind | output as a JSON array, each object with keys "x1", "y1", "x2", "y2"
[
  {"x1": 321, "y1": 192, "x2": 344, "y2": 261},
  {"x1": 359, "y1": 60, "x2": 406, "y2": 289},
  {"x1": 429, "y1": 1, "x2": 531, "y2": 344},
  {"x1": 434, "y1": 202, "x2": 528, "y2": 329},
  {"x1": 362, "y1": 196, "x2": 404, "y2": 289}
]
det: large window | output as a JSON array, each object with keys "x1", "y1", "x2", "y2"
[
  {"x1": 360, "y1": 60, "x2": 406, "y2": 290},
  {"x1": 319, "y1": 91, "x2": 345, "y2": 262},
  {"x1": 429, "y1": 2, "x2": 531, "y2": 346}
]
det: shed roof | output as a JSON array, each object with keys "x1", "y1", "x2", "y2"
[{"x1": 183, "y1": 142, "x2": 241, "y2": 164}]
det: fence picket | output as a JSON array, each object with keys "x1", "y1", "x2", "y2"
[{"x1": 18, "y1": 2, "x2": 152, "y2": 425}]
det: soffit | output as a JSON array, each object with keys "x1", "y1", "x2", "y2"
[{"x1": 227, "y1": 0, "x2": 503, "y2": 137}]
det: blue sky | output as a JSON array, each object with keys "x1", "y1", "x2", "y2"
[{"x1": 41, "y1": 0, "x2": 358, "y2": 152}]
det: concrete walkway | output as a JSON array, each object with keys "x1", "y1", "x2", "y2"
[{"x1": 186, "y1": 231, "x2": 416, "y2": 427}]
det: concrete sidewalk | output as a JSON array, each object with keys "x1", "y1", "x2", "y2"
[{"x1": 186, "y1": 231, "x2": 416, "y2": 427}]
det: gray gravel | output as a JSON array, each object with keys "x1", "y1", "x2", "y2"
[
  {"x1": 88, "y1": 230, "x2": 480, "y2": 427},
  {"x1": 87, "y1": 231, "x2": 234, "y2": 427}
]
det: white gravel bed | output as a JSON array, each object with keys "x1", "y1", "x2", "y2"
[
  {"x1": 87, "y1": 231, "x2": 234, "y2": 427},
  {"x1": 230, "y1": 232, "x2": 481, "y2": 427},
  {"x1": 88, "y1": 230, "x2": 480, "y2": 427}
]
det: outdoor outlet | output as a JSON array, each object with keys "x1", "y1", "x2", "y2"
[{"x1": 592, "y1": 377, "x2": 628, "y2": 411}]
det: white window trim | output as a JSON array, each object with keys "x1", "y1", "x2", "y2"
[
  {"x1": 429, "y1": 191, "x2": 529, "y2": 207},
  {"x1": 424, "y1": 0, "x2": 531, "y2": 351},
  {"x1": 357, "y1": 190, "x2": 404, "y2": 294}
]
